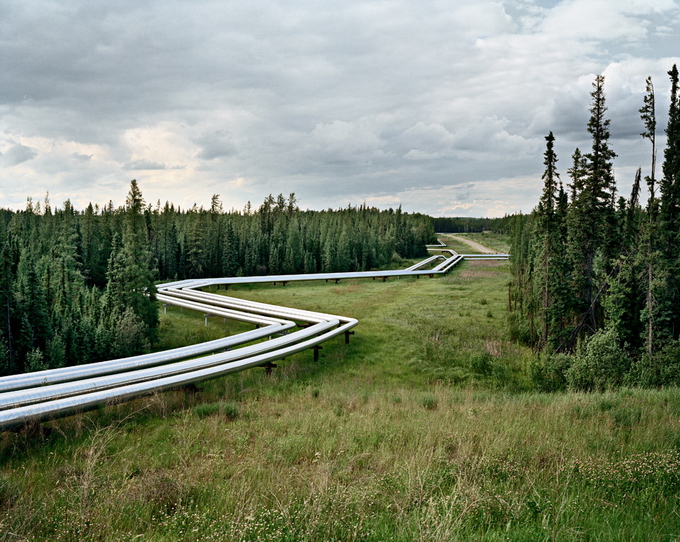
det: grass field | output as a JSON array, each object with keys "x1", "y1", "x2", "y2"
[{"x1": 1, "y1": 260, "x2": 679, "y2": 541}]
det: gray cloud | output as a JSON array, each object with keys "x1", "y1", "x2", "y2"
[
  {"x1": 123, "y1": 159, "x2": 167, "y2": 171},
  {"x1": 0, "y1": 0, "x2": 679, "y2": 215},
  {"x1": 1, "y1": 143, "x2": 37, "y2": 166},
  {"x1": 72, "y1": 153, "x2": 93, "y2": 162}
]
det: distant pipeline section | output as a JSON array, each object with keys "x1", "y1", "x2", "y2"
[{"x1": 0, "y1": 242, "x2": 508, "y2": 430}]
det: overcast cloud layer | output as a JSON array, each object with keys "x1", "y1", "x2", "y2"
[{"x1": 1, "y1": 0, "x2": 679, "y2": 216}]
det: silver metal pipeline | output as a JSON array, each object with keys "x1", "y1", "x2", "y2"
[
  {"x1": 0, "y1": 243, "x2": 507, "y2": 430},
  {"x1": 161, "y1": 289, "x2": 331, "y2": 324},
  {"x1": 405, "y1": 255, "x2": 446, "y2": 271},
  {"x1": 0, "y1": 320, "x2": 338, "y2": 411},
  {"x1": 0, "y1": 319, "x2": 357, "y2": 431},
  {"x1": 155, "y1": 293, "x2": 292, "y2": 326},
  {"x1": 0, "y1": 326, "x2": 288, "y2": 394}
]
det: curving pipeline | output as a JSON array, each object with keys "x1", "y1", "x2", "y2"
[{"x1": 0, "y1": 242, "x2": 508, "y2": 431}]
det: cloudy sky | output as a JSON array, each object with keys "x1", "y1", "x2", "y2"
[{"x1": 1, "y1": 0, "x2": 679, "y2": 217}]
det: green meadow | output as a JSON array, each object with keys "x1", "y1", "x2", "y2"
[{"x1": 1, "y1": 260, "x2": 679, "y2": 541}]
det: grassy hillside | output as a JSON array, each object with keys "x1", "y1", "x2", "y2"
[{"x1": 1, "y1": 260, "x2": 679, "y2": 541}]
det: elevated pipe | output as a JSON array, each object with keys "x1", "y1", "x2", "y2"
[{"x1": 0, "y1": 243, "x2": 507, "y2": 431}]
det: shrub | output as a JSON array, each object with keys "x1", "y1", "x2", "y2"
[
  {"x1": 628, "y1": 340, "x2": 680, "y2": 387},
  {"x1": 470, "y1": 352, "x2": 493, "y2": 376},
  {"x1": 566, "y1": 328, "x2": 629, "y2": 391},
  {"x1": 193, "y1": 403, "x2": 221, "y2": 418},
  {"x1": 112, "y1": 307, "x2": 149, "y2": 358},
  {"x1": 531, "y1": 353, "x2": 571, "y2": 392},
  {"x1": 507, "y1": 312, "x2": 532, "y2": 345},
  {"x1": 25, "y1": 348, "x2": 47, "y2": 373},
  {"x1": 222, "y1": 402, "x2": 240, "y2": 420}
]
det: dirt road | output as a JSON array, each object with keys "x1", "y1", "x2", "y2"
[{"x1": 447, "y1": 235, "x2": 497, "y2": 254}]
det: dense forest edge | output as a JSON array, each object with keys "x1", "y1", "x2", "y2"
[
  {"x1": 508, "y1": 65, "x2": 680, "y2": 392},
  {"x1": 0, "y1": 187, "x2": 436, "y2": 375},
  {"x1": 432, "y1": 215, "x2": 514, "y2": 234}
]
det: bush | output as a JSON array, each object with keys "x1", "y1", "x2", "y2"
[
  {"x1": 507, "y1": 313, "x2": 532, "y2": 345},
  {"x1": 566, "y1": 328, "x2": 629, "y2": 391},
  {"x1": 531, "y1": 353, "x2": 571, "y2": 392},
  {"x1": 193, "y1": 403, "x2": 221, "y2": 418},
  {"x1": 25, "y1": 348, "x2": 47, "y2": 373},
  {"x1": 222, "y1": 402, "x2": 240, "y2": 420},
  {"x1": 470, "y1": 352, "x2": 494, "y2": 376},
  {"x1": 112, "y1": 307, "x2": 150, "y2": 358},
  {"x1": 628, "y1": 340, "x2": 680, "y2": 387}
]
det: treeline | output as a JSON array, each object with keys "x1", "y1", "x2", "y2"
[
  {"x1": 153, "y1": 194, "x2": 433, "y2": 280},
  {"x1": 432, "y1": 215, "x2": 515, "y2": 234},
  {"x1": 510, "y1": 66, "x2": 680, "y2": 391},
  {"x1": 0, "y1": 185, "x2": 435, "y2": 375}
]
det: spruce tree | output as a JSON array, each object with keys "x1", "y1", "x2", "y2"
[
  {"x1": 660, "y1": 65, "x2": 680, "y2": 242},
  {"x1": 102, "y1": 181, "x2": 159, "y2": 350},
  {"x1": 534, "y1": 132, "x2": 560, "y2": 348},
  {"x1": 0, "y1": 238, "x2": 16, "y2": 374},
  {"x1": 567, "y1": 75, "x2": 617, "y2": 340},
  {"x1": 657, "y1": 64, "x2": 680, "y2": 340},
  {"x1": 639, "y1": 76, "x2": 659, "y2": 355}
]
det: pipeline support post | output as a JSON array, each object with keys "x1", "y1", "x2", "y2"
[
  {"x1": 313, "y1": 345, "x2": 323, "y2": 362},
  {"x1": 344, "y1": 330, "x2": 355, "y2": 344}
]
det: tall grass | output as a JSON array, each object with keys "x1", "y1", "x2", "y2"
[{"x1": 0, "y1": 261, "x2": 679, "y2": 540}]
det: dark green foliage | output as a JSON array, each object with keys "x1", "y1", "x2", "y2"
[
  {"x1": 530, "y1": 352, "x2": 571, "y2": 392},
  {"x1": 150, "y1": 196, "x2": 433, "y2": 280},
  {"x1": 432, "y1": 215, "x2": 516, "y2": 234},
  {"x1": 566, "y1": 328, "x2": 628, "y2": 391},
  {"x1": 510, "y1": 67, "x2": 680, "y2": 391},
  {"x1": 660, "y1": 65, "x2": 680, "y2": 243},
  {"x1": 533, "y1": 132, "x2": 572, "y2": 350},
  {"x1": 568, "y1": 75, "x2": 618, "y2": 335},
  {"x1": 0, "y1": 185, "x2": 434, "y2": 375},
  {"x1": 628, "y1": 340, "x2": 680, "y2": 388},
  {"x1": 657, "y1": 65, "x2": 680, "y2": 341}
]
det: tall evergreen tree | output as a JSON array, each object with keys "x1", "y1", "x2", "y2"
[
  {"x1": 639, "y1": 76, "x2": 660, "y2": 355},
  {"x1": 102, "y1": 181, "x2": 159, "y2": 349},
  {"x1": 657, "y1": 64, "x2": 680, "y2": 340},
  {"x1": 534, "y1": 132, "x2": 560, "y2": 347},
  {"x1": 567, "y1": 75, "x2": 617, "y2": 340},
  {"x1": 0, "y1": 238, "x2": 17, "y2": 374}
]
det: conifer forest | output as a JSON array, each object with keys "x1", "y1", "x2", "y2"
[
  {"x1": 2, "y1": 65, "x2": 679, "y2": 397},
  {"x1": 509, "y1": 65, "x2": 680, "y2": 391},
  {"x1": 0, "y1": 185, "x2": 434, "y2": 376}
]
